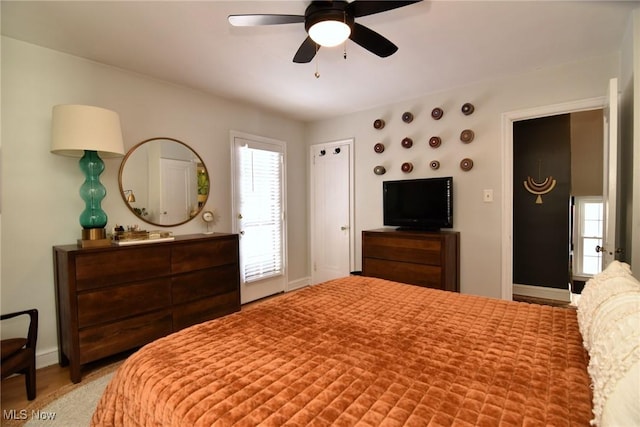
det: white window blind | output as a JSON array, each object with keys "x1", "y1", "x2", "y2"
[{"x1": 237, "y1": 142, "x2": 284, "y2": 283}]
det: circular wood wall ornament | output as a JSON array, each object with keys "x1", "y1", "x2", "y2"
[
  {"x1": 429, "y1": 160, "x2": 440, "y2": 170},
  {"x1": 373, "y1": 119, "x2": 385, "y2": 130},
  {"x1": 460, "y1": 158, "x2": 474, "y2": 171},
  {"x1": 401, "y1": 162, "x2": 414, "y2": 173},
  {"x1": 401, "y1": 137, "x2": 413, "y2": 148},
  {"x1": 374, "y1": 143, "x2": 385, "y2": 153},
  {"x1": 428, "y1": 136, "x2": 442, "y2": 148},
  {"x1": 402, "y1": 112, "x2": 414, "y2": 123},
  {"x1": 461, "y1": 103, "x2": 475, "y2": 115},
  {"x1": 431, "y1": 107, "x2": 444, "y2": 120},
  {"x1": 373, "y1": 165, "x2": 386, "y2": 175},
  {"x1": 460, "y1": 129, "x2": 475, "y2": 143}
]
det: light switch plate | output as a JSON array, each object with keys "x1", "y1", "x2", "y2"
[{"x1": 483, "y1": 189, "x2": 493, "y2": 203}]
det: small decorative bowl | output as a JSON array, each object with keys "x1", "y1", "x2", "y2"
[
  {"x1": 431, "y1": 107, "x2": 443, "y2": 120},
  {"x1": 428, "y1": 136, "x2": 442, "y2": 148},
  {"x1": 460, "y1": 129, "x2": 475, "y2": 143},
  {"x1": 373, "y1": 119, "x2": 385, "y2": 129},
  {"x1": 374, "y1": 143, "x2": 385, "y2": 153},
  {"x1": 460, "y1": 158, "x2": 474, "y2": 171},
  {"x1": 461, "y1": 103, "x2": 475, "y2": 115},
  {"x1": 401, "y1": 137, "x2": 413, "y2": 148},
  {"x1": 401, "y1": 162, "x2": 414, "y2": 173},
  {"x1": 373, "y1": 165, "x2": 386, "y2": 175},
  {"x1": 402, "y1": 112, "x2": 414, "y2": 123}
]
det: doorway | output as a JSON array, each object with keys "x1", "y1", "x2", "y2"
[
  {"x1": 501, "y1": 96, "x2": 608, "y2": 301},
  {"x1": 310, "y1": 139, "x2": 355, "y2": 284},
  {"x1": 512, "y1": 111, "x2": 603, "y2": 297}
]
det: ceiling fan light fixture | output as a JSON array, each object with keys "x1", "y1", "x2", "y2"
[{"x1": 309, "y1": 19, "x2": 351, "y2": 47}]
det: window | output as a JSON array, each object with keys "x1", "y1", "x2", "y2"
[
  {"x1": 574, "y1": 196, "x2": 603, "y2": 276},
  {"x1": 234, "y1": 138, "x2": 285, "y2": 284}
]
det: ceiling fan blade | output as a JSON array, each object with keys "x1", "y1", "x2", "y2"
[
  {"x1": 348, "y1": 1, "x2": 422, "y2": 18},
  {"x1": 349, "y1": 23, "x2": 398, "y2": 58},
  {"x1": 228, "y1": 14, "x2": 304, "y2": 26},
  {"x1": 293, "y1": 37, "x2": 319, "y2": 63}
]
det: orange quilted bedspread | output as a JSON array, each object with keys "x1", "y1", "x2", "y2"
[{"x1": 92, "y1": 276, "x2": 592, "y2": 426}]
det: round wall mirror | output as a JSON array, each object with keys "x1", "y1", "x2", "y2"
[{"x1": 119, "y1": 137, "x2": 210, "y2": 227}]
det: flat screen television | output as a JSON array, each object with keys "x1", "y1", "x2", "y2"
[{"x1": 383, "y1": 177, "x2": 453, "y2": 230}]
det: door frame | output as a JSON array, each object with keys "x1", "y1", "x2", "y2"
[
  {"x1": 501, "y1": 96, "x2": 605, "y2": 301},
  {"x1": 309, "y1": 138, "x2": 355, "y2": 284}
]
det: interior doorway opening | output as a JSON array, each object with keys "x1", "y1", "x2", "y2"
[
  {"x1": 501, "y1": 96, "x2": 608, "y2": 302},
  {"x1": 512, "y1": 110, "x2": 603, "y2": 300}
]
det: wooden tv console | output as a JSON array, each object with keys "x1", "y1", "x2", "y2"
[
  {"x1": 362, "y1": 228, "x2": 459, "y2": 292},
  {"x1": 53, "y1": 233, "x2": 240, "y2": 383}
]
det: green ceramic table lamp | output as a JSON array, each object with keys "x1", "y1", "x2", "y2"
[{"x1": 51, "y1": 105, "x2": 125, "y2": 247}]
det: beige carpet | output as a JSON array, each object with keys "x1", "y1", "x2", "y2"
[{"x1": 3, "y1": 363, "x2": 121, "y2": 427}]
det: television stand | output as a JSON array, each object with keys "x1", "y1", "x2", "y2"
[{"x1": 362, "y1": 228, "x2": 459, "y2": 292}]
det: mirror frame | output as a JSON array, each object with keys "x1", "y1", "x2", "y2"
[{"x1": 118, "y1": 137, "x2": 210, "y2": 227}]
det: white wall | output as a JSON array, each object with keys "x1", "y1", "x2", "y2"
[
  {"x1": 1, "y1": 37, "x2": 308, "y2": 367},
  {"x1": 306, "y1": 54, "x2": 621, "y2": 299}
]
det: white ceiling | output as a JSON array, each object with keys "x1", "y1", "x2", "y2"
[{"x1": 1, "y1": 1, "x2": 636, "y2": 122}]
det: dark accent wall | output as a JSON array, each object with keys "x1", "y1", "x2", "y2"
[{"x1": 513, "y1": 115, "x2": 571, "y2": 289}]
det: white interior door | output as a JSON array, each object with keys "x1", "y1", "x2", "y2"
[
  {"x1": 160, "y1": 158, "x2": 196, "y2": 225},
  {"x1": 310, "y1": 140, "x2": 354, "y2": 284},
  {"x1": 601, "y1": 77, "x2": 620, "y2": 267}
]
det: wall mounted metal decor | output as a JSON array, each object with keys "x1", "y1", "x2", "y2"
[
  {"x1": 430, "y1": 160, "x2": 440, "y2": 170},
  {"x1": 373, "y1": 119, "x2": 385, "y2": 129},
  {"x1": 402, "y1": 112, "x2": 414, "y2": 123},
  {"x1": 401, "y1": 137, "x2": 413, "y2": 148},
  {"x1": 373, "y1": 165, "x2": 386, "y2": 175},
  {"x1": 460, "y1": 129, "x2": 475, "y2": 143},
  {"x1": 429, "y1": 136, "x2": 442, "y2": 148},
  {"x1": 524, "y1": 175, "x2": 556, "y2": 204},
  {"x1": 461, "y1": 103, "x2": 475, "y2": 115},
  {"x1": 374, "y1": 143, "x2": 385, "y2": 153},
  {"x1": 401, "y1": 162, "x2": 413, "y2": 173},
  {"x1": 431, "y1": 107, "x2": 443, "y2": 120},
  {"x1": 460, "y1": 158, "x2": 474, "y2": 171}
]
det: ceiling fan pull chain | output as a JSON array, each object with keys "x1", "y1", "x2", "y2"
[
  {"x1": 314, "y1": 44, "x2": 321, "y2": 78},
  {"x1": 343, "y1": 11, "x2": 348, "y2": 60}
]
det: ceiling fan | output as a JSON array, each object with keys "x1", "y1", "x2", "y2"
[{"x1": 228, "y1": 1, "x2": 422, "y2": 63}]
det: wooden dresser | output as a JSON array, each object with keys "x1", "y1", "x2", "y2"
[
  {"x1": 362, "y1": 228, "x2": 459, "y2": 292},
  {"x1": 53, "y1": 233, "x2": 240, "y2": 382}
]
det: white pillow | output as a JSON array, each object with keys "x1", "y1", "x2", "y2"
[
  {"x1": 601, "y1": 361, "x2": 640, "y2": 427},
  {"x1": 576, "y1": 261, "x2": 640, "y2": 426},
  {"x1": 577, "y1": 261, "x2": 640, "y2": 351}
]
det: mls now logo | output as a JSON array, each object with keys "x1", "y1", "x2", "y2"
[{"x1": 3, "y1": 409, "x2": 56, "y2": 421}]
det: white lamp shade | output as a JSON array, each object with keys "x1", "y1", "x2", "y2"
[
  {"x1": 51, "y1": 105, "x2": 125, "y2": 158},
  {"x1": 309, "y1": 20, "x2": 351, "y2": 47}
]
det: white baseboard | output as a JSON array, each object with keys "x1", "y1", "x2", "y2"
[
  {"x1": 288, "y1": 276, "x2": 310, "y2": 292},
  {"x1": 36, "y1": 347, "x2": 59, "y2": 369},
  {"x1": 513, "y1": 283, "x2": 571, "y2": 302}
]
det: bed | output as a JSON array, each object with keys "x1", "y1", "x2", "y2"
[{"x1": 91, "y1": 273, "x2": 609, "y2": 427}]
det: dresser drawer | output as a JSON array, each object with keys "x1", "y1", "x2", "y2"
[
  {"x1": 172, "y1": 264, "x2": 239, "y2": 304},
  {"x1": 172, "y1": 237, "x2": 238, "y2": 273},
  {"x1": 363, "y1": 234, "x2": 443, "y2": 265},
  {"x1": 77, "y1": 278, "x2": 171, "y2": 328},
  {"x1": 173, "y1": 292, "x2": 240, "y2": 331},
  {"x1": 75, "y1": 246, "x2": 171, "y2": 291},
  {"x1": 363, "y1": 258, "x2": 443, "y2": 289},
  {"x1": 78, "y1": 310, "x2": 172, "y2": 364}
]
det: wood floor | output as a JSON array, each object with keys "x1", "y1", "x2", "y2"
[
  {"x1": 1, "y1": 294, "x2": 572, "y2": 417},
  {"x1": 0, "y1": 352, "x2": 130, "y2": 418}
]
